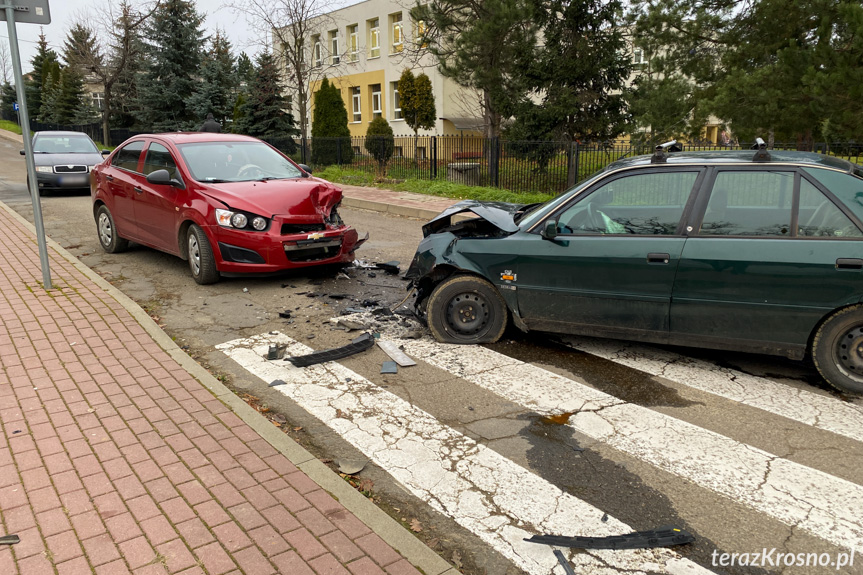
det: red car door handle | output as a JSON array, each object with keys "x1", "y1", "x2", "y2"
[
  {"x1": 133, "y1": 187, "x2": 143, "y2": 194},
  {"x1": 105, "y1": 175, "x2": 114, "y2": 181},
  {"x1": 836, "y1": 258, "x2": 863, "y2": 270},
  {"x1": 647, "y1": 252, "x2": 670, "y2": 264}
]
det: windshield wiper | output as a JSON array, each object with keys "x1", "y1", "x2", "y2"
[{"x1": 203, "y1": 178, "x2": 231, "y2": 183}]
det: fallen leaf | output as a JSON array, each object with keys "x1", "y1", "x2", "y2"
[
  {"x1": 410, "y1": 519, "x2": 422, "y2": 532},
  {"x1": 292, "y1": 426, "x2": 303, "y2": 432},
  {"x1": 271, "y1": 421, "x2": 282, "y2": 427},
  {"x1": 335, "y1": 409, "x2": 344, "y2": 418},
  {"x1": 452, "y1": 550, "x2": 462, "y2": 569},
  {"x1": 358, "y1": 478, "x2": 374, "y2": 492}
]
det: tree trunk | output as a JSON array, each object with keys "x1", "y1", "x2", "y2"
[
  {"x1": 482, "y1": 89, "x2": 501, "y2": 139},
  {"x1": 101, "y1": 86, "x2": 112, "y2": 146}
]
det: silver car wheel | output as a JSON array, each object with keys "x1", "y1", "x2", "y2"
[
  {"x1": 98, "y1": 212, "x2": 113, "y2": 247},
  {"x1": 188, "y1": 232, "x2": 201, "y2": 276}
]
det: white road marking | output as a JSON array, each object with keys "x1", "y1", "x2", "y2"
[
  {"x1": 397, "y1": 338, "x2": 863, "y2": 552},
  {"x1": 560, "y1": 336, "x2": 863, "y2": 444},
  {"x1": 217, "y1": 333, "x2": 713, "y2": 575}
]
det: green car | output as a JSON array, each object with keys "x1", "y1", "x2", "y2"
[{"x1": 405, "y1": 146, "x2": 863, "y2": 394}]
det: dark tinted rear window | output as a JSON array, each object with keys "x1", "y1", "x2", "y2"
[{"x1": 803, "y1": 168, "x2": 863, "y2": 224}]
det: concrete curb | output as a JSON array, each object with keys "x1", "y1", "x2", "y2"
[
  {"x1": 0, "y1": 127, "x2": 23, "y2": 143},
  {"x1": 342, "y1": 196, "x2": 444, "y2": 222},
  {"x1": 0, "y1": 199, "x2": 457, "y2": 575}
]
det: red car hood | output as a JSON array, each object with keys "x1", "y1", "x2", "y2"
[{"x1": 200, "y1": 177, "x2": 342, "y2": 222}]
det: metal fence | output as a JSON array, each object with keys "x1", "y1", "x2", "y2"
[{"x1": 267, "y1": 136, "x2": 863, "y2": 194}]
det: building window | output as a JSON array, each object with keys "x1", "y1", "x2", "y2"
[
  {"x1": 391, "y1": 82, "x2": 402, "y2": 120},
  {"x1": 351, "y1": 87, "x2": 361, "y2": 122},
  {"x1": 632, "y1": 48, "x2": 647, "y2": 65},
  {"x1": 312, "y1": 35, "x2": 322, "y2": 67},
  {"x1": 330, "y1": 31, "x2": 340, "y2": 64},
  {"x1": 416, "y1": 146, "x2": 426, "y2": 160},
  {"x1": 391, "y1": 13, "x2": 403, "y2": 52},
  {"x1": 368, "y1": 18, "x2": 380, "y2": 58},
  {"x1": 371, "y1": 84, "x2": 382, "y2": 118},
  {"x1": 415, "y1": 19, "x2": 427, "y2": 47},
  {"x1": 394, "y1": 146, "x2": 403, "y2": 157},
  {"x1": 348, "y1": 25, "x2": 358, "y2": 62},
  {"x1": 91, "y1": 92, "x2": 105, "y2": 111}
]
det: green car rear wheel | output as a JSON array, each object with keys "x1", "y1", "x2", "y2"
[{"x1": 813, "y1": 305, "x2": 863, "y2": 395}]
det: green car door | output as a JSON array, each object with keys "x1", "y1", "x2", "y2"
[
  {"x1": 670, "y1": 168, "x2": 863, "y2": 358},
  {"x1": 515, "y1": 169, "x2": 702, "y2": 338}
]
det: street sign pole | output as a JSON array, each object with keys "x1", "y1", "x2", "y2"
[{"x1": 1, "y1": 2, "x2": 52, "y2": 289}]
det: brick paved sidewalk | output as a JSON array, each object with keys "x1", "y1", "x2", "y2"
[{"x1": 0, "y1": 202, "x2": 448, "y2": 574}]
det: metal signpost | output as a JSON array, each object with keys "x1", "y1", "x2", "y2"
[{"x1": 0, "y1": 1, "x2": 52, "y2": 289}]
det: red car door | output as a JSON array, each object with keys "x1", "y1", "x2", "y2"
[
  {"x1": 134, "y1": 141, "x2": 183, "y2": 254},
  {"x1": 104, "y1": 140, "x2": 146, "y2": 238}
]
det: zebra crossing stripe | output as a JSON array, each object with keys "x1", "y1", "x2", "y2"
[
  {"x1": 217, "y1": 333, "x2": 714, "y2": 575},
  {"x1": 560, "y1": 336, "x2": 863, "y2": 443},
  {"x1": 396, "y1": 338, "x2": 863, "y2": 552}
]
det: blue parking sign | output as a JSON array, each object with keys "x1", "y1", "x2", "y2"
[{"x1": 13, "y1": 102, "x2": 18, "y2": 111}]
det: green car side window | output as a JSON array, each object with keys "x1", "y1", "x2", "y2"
[
  {"x1": 699, "y1": 171, "x2": 794, "y2": 236},
  {"x1": 803, "y1": 168, "x2": 863, "y2": 225},
  {"x1": 554, "y1": 171, "x2": 697, "y2": 235},
  {"x1": 798, "y1": 178, "x2": 863, "y2": 237}
]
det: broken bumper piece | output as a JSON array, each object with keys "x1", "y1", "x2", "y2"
[
  {"x1": 285, "y1": 333, "x2": 375, "y2": 367},
  {"x1": 525, "y1": 525, "x2": 694, "y2": 550}
]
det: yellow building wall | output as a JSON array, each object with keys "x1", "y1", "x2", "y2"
[{"x1": 310, "y1": 71, "x2": 388, "y2": 137}]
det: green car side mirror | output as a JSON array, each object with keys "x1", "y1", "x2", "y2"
[{"x1": 541, "y1": 220, "x2": 558, "y2": 240}]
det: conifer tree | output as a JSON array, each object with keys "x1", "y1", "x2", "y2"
[
  {"x1": 24, "y1": 30, "x2": 57, "y2": 124},
  {"x1": 135, "y1": 0, "x2": 205, "y2": 131},
  {"x1": 187, "y1": 31, "x2": 237, "y2": 126},
  {"x1": 1, "y1": 82, "x2": 18, "y2": 120},
  {"x1": 234, "y1": 52, "x2": 298, "y2": 144},
  {"x1": 365, "y1": 117, "x2": 394, "y2": 178},
  {"x1": 311, "y1": 78, "x2": 353, "y2": 165},
  {"x1": 398, "y1": 69, "x2": 436, "y2": 163}
]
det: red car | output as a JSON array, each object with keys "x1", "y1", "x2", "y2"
[{"x1": 91, "y1": 133, "x2": 364, "y2": 284}]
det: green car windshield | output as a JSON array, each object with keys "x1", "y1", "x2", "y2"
[{"x1": 177, "y1": 141, "x2": 303, "y2": 183}]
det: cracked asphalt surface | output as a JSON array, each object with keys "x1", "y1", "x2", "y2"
[{"x1": 2, "y1": 137, "x2": 862, "y2": 574}]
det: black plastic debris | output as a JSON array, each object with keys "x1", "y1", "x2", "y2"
[
  {"x1": 525, "y1": 525, "x2": 695, "y2": 550},
  {"x1": 279, "y1": 311, "x2": 292, "y2": 319},
  {"x1": 328, "y1": 294, "x2": 349, "y2": 300},
  {"x1": 266, "y1": 343, "x2": 288, "y2": 360},
  {"x1": 269, "y1": 379, "x2": 287, "y2": 387},
  {"x1": 286, "y1": 333, "x2": 375, "y2": 367},
  {"x1": 368, "y1": 272, "x2": 377, "y2": 278},
  {"x1": 341, "y1": 307, "x2": 366, "y2": 315},
  {"x1": 381, "y1": 361, "x2": 398, "y2": 374},
  {"x1": 372, "y1": 307, "x2": 394, "y2": 317},
  {"x1": 361, "y1": 299, "x2": 379, "y2": 307},
  {"x1": 374, "y1": 261, "x2": 400, "y2": 274},
  {"x1": 0, "y1": 534, "x2": 20, "y2": 545},
  {"x1": 305, "y1": 293, "x2": 318, "y2": 298},
  {"x1": 553, "y1": 550, "x2": 576, "y2": 575}
]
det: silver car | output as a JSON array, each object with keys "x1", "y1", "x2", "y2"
[{"x1": 22, "y1": 131, "x2": 109, "y2": 193}]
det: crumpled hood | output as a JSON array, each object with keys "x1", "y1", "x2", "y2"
[
  {"x1": 201, "y1": 177, "x2": 342, "y2": 221},
  {"x1": 423, "y1": 200, "x2": 525, "y2": 236}
]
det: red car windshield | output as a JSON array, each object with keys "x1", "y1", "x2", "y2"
[{"x1": 177, "y1": 141, "x2": 303, "y2": 183}]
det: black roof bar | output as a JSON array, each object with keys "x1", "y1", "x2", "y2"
[
  {"x1": 651, "y1": 140, "x2": 680, "y2": 164},
  {"x1": 751, "y1": 137, "x2": 771, "y2": 162}
]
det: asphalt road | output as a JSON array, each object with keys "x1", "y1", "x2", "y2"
[{"x1": 2, "y1": 138, "x2": 862, "y2": 575}]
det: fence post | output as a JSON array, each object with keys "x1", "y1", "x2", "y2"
[
  {"x1": 432, "y1": 136, "x2": 437, "y2": 179},
  {"x1": 490, "y1": 137, "x2": 500, "y2": 188},
  {"x1": 567, "y1": 141, "x2": 579, "y2": 187}
]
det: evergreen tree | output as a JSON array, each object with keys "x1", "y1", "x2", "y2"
[
  {"x1": 38, "y1": 60, "x2": 61, "y2": 123},
  {"x1": 135, "y1": 0, "x2": 205, "y2": 131},
  {"x1": 509, "y1": 0, "x2": 630, "y2": 144},
  {"x1": 232, "y1": 91, "x2": 246, "y2": 131},
  {"x1": 54, "y1": 67, "x2": 89, "y2": 125},
  {"x1": 364, "y1": 117, "x2": 395, "y2": 178},
  {"x1": 398, "y1": 70, "x2": 436, "y2": 136},
  {"x1": 234, "y1": 52, "x2": 298, "y2": 144},
  {"x1": 187, "y1": 31, "x2": 237, "y2": 126},
  {"x1": 412, "y1": 0, "x2": 538, "y2": 138},
  {"x1": 629, "y1": 0, "x2": 863, "y2": 144},
  {"x1": 311, "y1": 78, "x2": 353, "y2": 165},
  {"x1": 398, "y1": 69, "x2": 436, "y2": 163},
  {"x1": 26, "y1": 32, "x2": 58, "y2": 123},
  {"x1": 236, "y1": 52, "x2": 255, "y2": 87},
  {"x1": 1, "y1": 82, "x2": 18, "y2": 120}
]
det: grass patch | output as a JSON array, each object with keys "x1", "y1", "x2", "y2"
[
  {"x1": 318, "y1": 165, "x2": 556, "y2": 205},
  {"x1": 0, "y1": 120, "x2": 21, "y2": 134}
]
